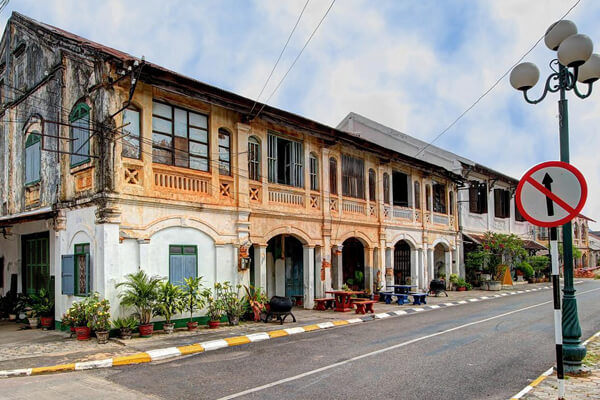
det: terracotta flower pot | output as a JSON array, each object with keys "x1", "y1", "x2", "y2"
[
  {"x1": 208, "y1": 320, "x2": 220, "y2": 329},
  {"x1": 75, "y1": 326, "x2": 91, "y2": 341},
  {"x1": 457, "y1": 287, "x2": 466, "y2": 292},
  {"x1": 119, "y1": 328, "x2": 132, "y2": 340},
  {"x1": 138, "y1": 323, "x2": 154, "y2": 338},
  {"x1": 96, "y1": 330, "x2": 109, "y2": 344},
  {"x1": 186, "y1": 321, "x2": 198, "y2": 331},
  {"x1": 163, "y1": 323, "x2": 175, "y2": 334},
  {"x1": 40, "y1": 316, "x2": 54, "y2": 330},
  {"x1": 28, "y1": 317, "x2": 39, "y2": 329}
]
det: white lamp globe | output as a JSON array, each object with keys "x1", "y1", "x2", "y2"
[
  {"x1": 545, "y1": 20, "x2": 578, "y2": 51},
  {"x1": 577, "y1": 53, "x2": 600, "y2": 83},
  {"x1": 510, "y1": 62, "x2": 540, "y2": 91},
  {"x1": 558, "y1": 34, "x2": 593, "y2": 67}
]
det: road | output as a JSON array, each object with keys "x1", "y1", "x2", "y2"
[{"x1": 3, "y1": 280, "x2": 600, "y2": 400}]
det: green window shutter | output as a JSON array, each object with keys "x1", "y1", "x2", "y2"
[
  {"x1": 85, "y1": 254, "x2": 91, "y2": 294},
  {"x1": 61, "y1": 255, "x2": 75, "y2": 295},
  {"x1": 170, "y1": 255, "x2": 184, "y2": 286},
  {"x1": 183, "y1": 255, "x2": 197, "y2": 281}
]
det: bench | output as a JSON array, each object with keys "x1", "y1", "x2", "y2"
[
  {"x1": 410, "y1": 292, "x2": 428, "y2": 305},
  {"x1": 353, "y1": 300, "x2": 376, "y2": 314},
  {"x1": 380, "y1": 292, "x2": 409, "y2": 305},
  {"x1": 314, "y1": 297, "x2": 335, "y2": 311}
]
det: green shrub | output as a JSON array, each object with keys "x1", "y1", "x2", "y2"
[{"x1": 517, "y1": 261, "x2": 535, "y2": 278}]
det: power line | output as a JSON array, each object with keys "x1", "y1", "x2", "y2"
[
  {"x1": 0, "y1": 0, "x2": 10, "y2": 15},
  {"x1": 248, "y1": 0, "x2": 310, "y2": 116},
  {"x1": 253, "y1": 0, "x2": 336, "y2": 120},
  {"x1": 414, "y1": 0, "x2": 582, "y2": 158}
]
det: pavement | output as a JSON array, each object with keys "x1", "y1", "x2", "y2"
[{"x1": 0, "y1": 281, "x2": 578, "y2": 378}]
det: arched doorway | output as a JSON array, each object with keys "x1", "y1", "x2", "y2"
[
  {"x1": 394, "y1": 241, "x2": 411, "y2": 284},
  {"x1": 342, "y1": 238, "x2": 364, "y2": 290},
  {"x1": 433, "y1": 243, "x2": 448, "y2": 279},
  {"x1": 267, "y1": 235, "x2": 303, "y2": 298}
]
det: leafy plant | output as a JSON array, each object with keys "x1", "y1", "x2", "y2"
[
  {"x1": 112, "y1": 316, "x2": 138, "y2": 330},
  {"x1": 204, "y1": 282, "x2": 225, "y2": 322},
  {"x1": 64, "y1": 292, "x2": 105, "y2": 328},
  {"x1": 244, "y1": 285, "x2": 268, "y2": 322},
  {"x1": 115, "y1": 271, "x2": 163, "y2": 325},
  {"x1": 182, "y1": 276, "x2": 206, "y2": 322},
  {"x1": 89, "y1": 296, "x2": 111, "y2": 331},
  {"x1": 28, "y1": 288, "x2": 54, "y2": 317},
  {"x1": 341, "y1": 283, "x2": 350, "y2": 291},
  {"x1": 155, "y1": 281, "x2": 184, "y2": 325},
  {"x1": 221, "y1": 282, "x2": 244, "y2": 324},
  {"x1": 527, "y1": 255, "x2": 550, "y2": 277},
  {"x1": 516, "y1": 261, "x2": 535, "y2": 279},
  {"x1": 455, "y1": 278, "x2": 467, "y2": 288},
  {"x1": 449, "y1": 273, "x2": 459, "y2": 285}
]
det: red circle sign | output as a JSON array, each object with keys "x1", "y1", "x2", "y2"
[{"x1": 516, "y1": 161, "x2": 587, "y2": 228}]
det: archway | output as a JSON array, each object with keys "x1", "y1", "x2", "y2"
[
  {"x1": 394, "y1": 240, "x2": 411, "y2": 285},
  {"x1": 582, "y1": 253, "x2": 588, "y2": 268},
  {"x1": 342, "y1": 238, "x2": 365, "y2": 290},
  {"x1": 267, "y1": 235, "x2": 303, "y2": 298},
  {"x1": 433, "y1": 243, "x2": 448, "y2": 279}
]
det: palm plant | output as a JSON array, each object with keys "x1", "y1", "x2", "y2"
[
  {"x1": 155, "y1": 281, "x2": 184, "y2": 325},
  {"x1": 182, "y1": 276, "x2": 206, "y2": 323},
  {"x1": 115, "y1": 271, "x2": 163, "y2": 325}
]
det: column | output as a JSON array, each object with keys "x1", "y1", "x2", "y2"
[
  {"x1": 253, "y1": 244, "x2": 267, "y2": 291},
  {"x1": 236, "y1": 123, "x2": 250, "y2": 208},
  {"x1": 303, "y1": 245, "x2": 315, "y2": 309},
  {"x1": 385, "y1": 247, "x2": 393, "y2": 287},
  {"x1": 427, "y1": 247, "x2": 434, "y2": 281},
  {"x1": 365, "y1": 247, "x2": 374, "y2": 293},
  {"x1": 322, "y1": 237, "x2": 332, "y2": 293},
  {"x1": 314, "y1": 246, "x2": 323, "y2": 299},
  {"x1": 335, "y1": 245, "x2": 343, "y2": 289},
  {"x1": 445, "y1": 249, "x2": 452, "y2": 288},
  {"x1": 452, "y1": 246, "x2": 460, "y2": 277},
  {"x1": 418, "y1": 248, "x2": 425, "y2": 291},
  {"x1": 410, "y1": 249, "x2": 419, "y2": 289}
]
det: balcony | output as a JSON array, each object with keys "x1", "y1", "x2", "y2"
[
  {"x1": 268, "y1": 186, "x2": 305, "y2": 207},
  {"x1": 393, "y1": 206, "x2": 413, "y2": 220}
]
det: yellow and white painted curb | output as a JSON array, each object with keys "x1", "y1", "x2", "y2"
[{"x1": 509, "y1": 330, "x2": 600, "y2": 399}]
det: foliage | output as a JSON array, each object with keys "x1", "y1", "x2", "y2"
[
  {"x1": 155, "y1": 281, "x2": 184, "y2": 324},
  {"x1": 341, "y1": 283, "x2": 350, "y2": 291},
  {"x1": 449, "y1": 273, "x2": 459, "y2": 284},
  {"x1": 64, "y1": 292, "x2": 106, "y2": 328},
  {"x1": 465, "y1": 282, "x2": 473, "y2": 290},
  {"x1": 221, "y1": 281, "x2": 245, "y2": 321},
  {"x1": 89, "y1": 296, "x2": 111, "y2": 331},
  {"x1": 455, "y1": 278, "x2": 467, "y2": 288},
  {"x1": 465, "y1": 251, "x2": 487, "y2": 271},
  {"x1": 468, "y1": 232, "x2": 527, "y2": 280},
  {"x1": 28, "y1": 288, "x2": 54, "y2": 317},
  {"x1": 437, "y1": 272, "x2": 446, "y2": 280},
  {"x1": 243, "y1": 285, "x2": 268, "y2": 321},
  {"x1": 1, "y1": 291, "x2": 28, "y2": 316},
  {"x1": 516, "y1": 261, "x2": 535, "y2": 279},
  {"x1": 557, "y1": 242, "x2": 583, "y2": 260},
  {"x1": 112, "y1": 316, "x2": 138, "y2": 330},
  {"x1": 527, "y1": 256, "x2": 550, "y2": 276},
  {"x1": 115, "y1": 271, "x2": 163, "y2": 325},
  {"x1": 182, "y1": 276, "x2": 207, "y2": 322},
  {"x1": 204, "y1": 282, "x2": 225, "y2": 322}
]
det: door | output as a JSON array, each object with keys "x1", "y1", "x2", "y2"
[
  {"x1": 22, "y1": 232, "x2": 50, "y2": 295},
  {"x1": 394, "y1": 241, "x2": 411, "y2": 285}
]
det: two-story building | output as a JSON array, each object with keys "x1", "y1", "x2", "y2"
[{"x1": 0, "y1": 13, "x2": 462, "y2": 326}]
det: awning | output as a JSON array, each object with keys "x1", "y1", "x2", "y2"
[
  {"x1": 0, "y1": 207, "x2": 55, "y2": 226},
  {"x1": 522, "y1": 239, "x2": 547, "y2": 251},
  {"x1": 462, "y1": 233, "x2": 484, "y2": 244}
]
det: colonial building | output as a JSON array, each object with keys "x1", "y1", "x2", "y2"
[
  {"x1": 0, "y1": 13, "x2": 462, "y2": 326},
  {"x1": 336, "y1": 113, "x2": 546, "y2": 279}
]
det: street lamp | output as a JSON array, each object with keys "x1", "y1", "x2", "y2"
[{"x1": 510, "y1": 20, "x2": 600, "y2": 374}]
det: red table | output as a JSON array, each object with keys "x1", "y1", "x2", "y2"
[{"x1": 325, "y1": 290, "x2": 365, "y2": 312}]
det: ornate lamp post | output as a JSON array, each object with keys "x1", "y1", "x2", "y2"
[{"x1": 510, "y1": 20, "x2": 600, "y2": 373}]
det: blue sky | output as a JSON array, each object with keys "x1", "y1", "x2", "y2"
[{"x1": 3, "y1": 0, "x2": 599, "y2": 229}]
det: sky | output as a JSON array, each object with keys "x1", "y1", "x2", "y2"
[{"x1": 3, "y1": 0, "x2": 599, "y2": 229}]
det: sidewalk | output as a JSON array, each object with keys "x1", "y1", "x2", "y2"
[
  {"x1": 0, "y1": 282, "x2": 554, "y2": 377},
  {"x1": 513, "y1": 331, "x2": 600, "y2": 399}
]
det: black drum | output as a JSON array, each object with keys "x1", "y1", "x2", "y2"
[{"x1": 269, "y1": 296, "x2": 293, "y2": 313}]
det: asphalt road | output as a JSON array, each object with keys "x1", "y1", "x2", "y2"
[{"x1": 3, "y1": 281, "x2": 600, "y2": 400}]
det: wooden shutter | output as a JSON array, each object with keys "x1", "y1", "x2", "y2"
[
  {"x1": 469, "y1": 186, "x2": 478, "y2": 213},
  {"x1": 267, "y1": 134, "x2": 277, "y2": 183},
  {"x1": 170, "y1": 255, "x2": 184, "y2": 286},
  {"x1": 183, "y1": 255, "x2": 197, "y2": 281},
  {"x1": 494, "y1": 189, "x2": 502, "y2": 218},
  {"x1": 61, "y1": 255, "x2": 75, "y2": 295}
]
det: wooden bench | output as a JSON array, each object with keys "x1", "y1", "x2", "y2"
[
  {"x1": 410, "y1": 292, "x2": 428, "y2": 305},
  {"x1": 314, "y1": 297, "x2": 335, "y2": 311},
  {"x1": 353, "y1": 300, "x2": 376, "y2": 314}
]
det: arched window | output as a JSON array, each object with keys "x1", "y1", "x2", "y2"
[
  {"x1": 414, "y1": 181, "x2": 421, "y2": 210},
  {"x1": 248, "y1": 136, "x2": 260, "y2": 181},
  {"x1": 25, "y1": 131, "x2": 41, "y2": 185},
  {"x1": 383, "y1": 173, "x2": 390, "y2": 204},
  {"x1": 70, "y1": 103, "x2": 90, "y2": 167},
  {"x1": 122, "y1": 107, "x2": 141, "y2": 159},
  {"x1": 574, "y1": 223, "x2": 579, "y2": 239},
  {"x1": 449, "y1": 191, "x2": 454, "y2": 215},
  {"x1": 309, "y1": 152, "x2": 319, "y2": 191},
  {"x1": 329, "y1": 157, "x2": 337, "y2": 195},
  {"x1": 425, "y1": 184, "x2": 431, "y2": 211},
  {"x1": 368, "y1": 169, "x2": 376, "y2": 201},
  {"x1": 218, "y1": 128, "x2": 231, "y2": 175}
]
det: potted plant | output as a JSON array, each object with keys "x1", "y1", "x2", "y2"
[
  {"x1": 455, "y1": 278, "x2": 468, "y2": 291},
  {"x1": 116, "y1": 271, "x2": 162, "y2": 338},
  {"x1": 90, "y1": 297, "x2": 111, "y2": 344},
  {"x1": 205, "y1": 283, "x2": 224, "y2": 329},
  {"x1": 449, "y1": 273, "x2": 459, "y2": 290},
  {"x1": 155, "y1": 281, "x2": 184, "y2": 334},
  {"x1": 221, "y1": 282, "x2": 244, "y2": 326},
  {"x1": 182, "y1": 276, "x2": 206, "y2": 331},
  {"x1": 65, "y1": 295, "x2": 97, "y2": 340},
  {"x1": 243, "y1": 285, "x2": 268, "y2": 322},
  {"x1": 112, "y1": 316, "x2": 137, "y2": 340},
  {"x1": 29, "y1": 289, "x2": 54, "y2": 329}
]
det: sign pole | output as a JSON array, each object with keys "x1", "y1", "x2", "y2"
[{"x1": 550, "y1": 227, "x2": 565, "y2": 399}]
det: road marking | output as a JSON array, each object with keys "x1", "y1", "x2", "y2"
[{"x1": 218, "y1": 286, "x2": 600, "y2": 400}]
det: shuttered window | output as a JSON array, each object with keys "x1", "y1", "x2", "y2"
[
  {"x1": 61, "y1": 255, "x2": 75, "y2": 295},
  {"x1": 309, "y1": 153, "x2": 319, "y2": 191},
  {"x1": 169, "y1": 245, "x2": 197, "y2": 286},
  {"x1": 70, "y1": 103, "x2": 91, "y2": 167},
  {"x1": 393, "y1": 171, "x2": 409, "y2": 207},
  {"x1": 267, "y1": 133, "x2": 303, "y2": 188},
  {"x1": 25, "y1": 132, "x2": 41, "y2": 185},
  {"x1": 368, "y1": 169, "x2": 376, "y2": 201},
  {"x1": 494, "y1": 188, "x2": 510, "y2": 219},
  {"x1": 515, "y1": 197, "x2": 526, "y2": 222},
  {"x1": 329, "y1": 158, "x2": 338, "y2": 195},
  {"x1": 122, "y1": 108, "x2": 141, "y2": 159},
  {"x1": 342, "y1": 154, "x2": 365, "y2": 199},
  {"x1": 414, "y1": 181, "x2": 421, "y2": 209},
  {"x1": 469, "y1": 182, "x2": 488, "y2": 214},
  {"x1": 218, "y1": 128, "x2": 231, "y2": 175},
  {"x1": 383, "y1": 173, "x2": 390, "y2": 204},
  {"x1": 432, "y1": 182, "x2": 446, "y2": 213},
  {"x1": 74, "y1": 243, "x2": 91, "y2": 296},
  {"x1": 248, "y1": 136, "x2": 260, "y2": 181}
]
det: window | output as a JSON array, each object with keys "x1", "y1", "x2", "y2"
[
  {"x1": 152, "y1": 101, "x2": 209, "y2": 171},
  {"x1": 122, "y1": 108, "x2": 141, "y2": 159},
  {"x1": 248, "y1": 136, "x2": 260, "y2": 181},
  {"x1": 342, "y1": 154, "x2": 365, "y2": 199},
  {"x1": 309, "y1": 153, "x2": 319, "y2": 191},
  {"x1": 494, "y1": 188, "x2": 510, "y2": 219},
  {"x1": 425, "y1": 184, "x2": 431, "y2": 211},
  {"x1": 432, "y1": 182, "x2": 446, "y2": 213},
  {"x1": 329, "y1": 157, "x2": 338, "y2": 195},
  {"x1": 74, "y1": 243, "x2": 91, "y2": 296},
  {"x1": 392, "y1": 171, "x2": 409, "y2": 207},
  {"x1": 574, "y1": 223, "x2": 579, "y2": 239},
  {"x1": 449, "y1": 191, "x2": 454, "y2": 215},
  {"x1": 25, "y1": 131, "x2": 41, "y2": 185},
  {"x1": 368, "y1": 169, "x2": 376, "y2": 201},
  {"x1": 169, "y1": 245, "x2": 197, "y2": 286},
  {"x1": 414, "y1": 181, "x2": 421, "y2": 209},
  {"x1": 218, "y1": 128, "x2": 231, "y2": 175},
  {"x1": 267, "y1": 133, "x2": 303, "y2": 187},
  {"x1": 469, "y1": 182, "x2": 488, "y2": 214},
  {"x1": 383, "y1": 173, "x2": 390, "y2": 204},
  {"x1": 515, "y1": 197, "x2": 526, "y2": 221},
  {"x1": 70, "y1": 103, "x2": 91, "y2": 167}
]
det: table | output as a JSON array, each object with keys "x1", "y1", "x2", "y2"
[
  {"x1": 291, "y1": 295, "x2": 304, "y2": 307},
  {"x1": 325, "y1": 290, "x2": 365, "y2": 312},
  {"x1": 387, "y1": 285, "x2": 417, "y2": 294}
]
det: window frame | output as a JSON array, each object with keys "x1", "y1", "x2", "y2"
[
  {"x1": 169, "y1": 245, "x2": 198, "y2": 286},
  {"x1": 514, "y1": 197, "x2": 526, "y2": 222},
  {"x1": 69, "y1": 103, "x2": 91, "y2": 168},
  {"x1": 494, "y1": 188, "x2": 511, "y2": 219},
  {"x1": 329, "y1": 157, "x2": 338, "y2": 196},
  {"x1": 414, "y1": 181, "x2": 421, "y2": 210},
  {"x1": 392, "y1": 171, "x2": 409, "y2": 207},
  {"x1": 25, "y1": 131, "x2": 41, "y2": 186},
  {"x1": 469, "y1": 182, "x2": 488, "y2": 214},
  {"x1": 383, "y1": 173, "x2": 390, "y2": 205},
  {"x1": 218, "y1": 128, "x2": 231, "y2": 176},
  {"x1": 248, "y1": 136, "x2": 261, "y2": 181},
  {"x1": 432, "y1": 181, "x2": 447, "y2": 214},
  {"x1": 73, "y1": 243, "x2": 90, "y2": 297},
  {"x1": 368, "y1": 168, "x2": 376, "y2": 201},
  {"x1": 309, "y1": 152, "x2": 319, "y2": 191},
  {"x1": 121, "y1": 107, "x2": 141, "y2": 159},
  {"x1": 267, "y1": 132, "x2": 304, "y2": 188},
  {"x1": 341, "y1": 154, "x2": 365, "y2": 199}
]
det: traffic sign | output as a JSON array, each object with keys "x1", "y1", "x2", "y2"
[{"x1": 516, "y1": 161, "x2": 587, "y2": 228}]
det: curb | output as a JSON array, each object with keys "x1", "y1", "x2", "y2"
[
  {"x1": 509, "y1": 330, "x2": 600, "y2": 399},
  {"x1": 0, "y1": 284, "x2": 558, "y2": 378}
]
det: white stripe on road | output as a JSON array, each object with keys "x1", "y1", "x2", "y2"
[{"x1": 218, "y1": 286, "x2": 600, "y2": 400}]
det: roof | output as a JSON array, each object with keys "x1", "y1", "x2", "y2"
[
  {"x1": 577, "y1": 214, "x2": 596, "y2": 222},
  {"x1": 10, "y1": 12, "x2": 462, "y2": 183},
  {"x1": 0, "y1": 206, "x2": 55, "y2": 226},
  {"x1": 462, "y1": 233, "x2": 546, "y2": 251}
]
